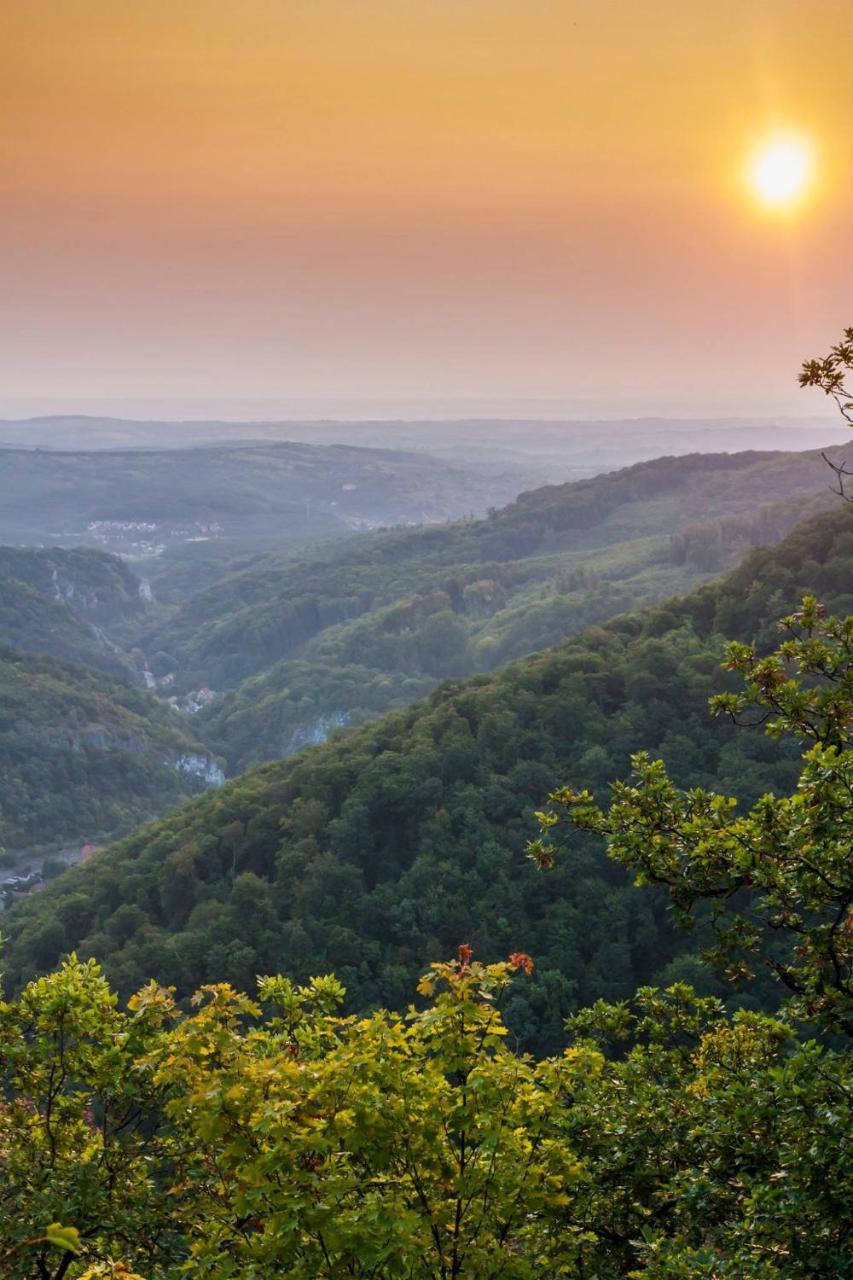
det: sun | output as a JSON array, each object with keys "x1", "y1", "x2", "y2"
[{"x1": 747, "y1": 134, "x2": 816, "y2": 210}]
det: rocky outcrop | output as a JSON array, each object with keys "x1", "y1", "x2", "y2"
[{"x1": 285, "y1": 711, "x2": 349, "y2": 756}]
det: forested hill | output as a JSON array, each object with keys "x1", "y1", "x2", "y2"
[
  {"x1": 0, "y1": 545, "x2": 149, "y2": 679},
  {"x1": 0, "y1": 646, "x2": 223, "y2": 852},
  {"x1": 147, "y1": 445, "x2": 841, "y2": 769},
  {"x1": 0, "y1": 439, "x2": 523, "y2": 551},
  {"x1": 148, "y1": 447, "x2": 839, "y2": 672},
  {"x1": 6, "y1": 505, "x2": 851, "y2": 1049}
]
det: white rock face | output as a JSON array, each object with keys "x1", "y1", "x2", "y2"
[
  {"x1": 167, "y1": 753, "x2": 226, "y2": 787},
  {"x1": 286, "y1": 711, "x2": 349, "y2": 755},
  {"x1": 51, "y1": 566, "x2": 75, "y2": 602}
]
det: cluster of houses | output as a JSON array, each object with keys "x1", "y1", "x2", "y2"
[
  {"x1": 0, "y1": 843, "x2": 98, "y2": 910},
  {"x1": 0, "y1": 869, "x2": 42, "y2": 902}
]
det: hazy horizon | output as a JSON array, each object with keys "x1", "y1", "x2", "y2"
[{"x1": 0, "y1": 400, "x2": 846, "y2": 427}]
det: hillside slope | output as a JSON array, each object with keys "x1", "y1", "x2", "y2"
[
  {"x1": 0, "y1": 646, "x2": 223, "y2": 853},
  {"x1": 0, "y1": 546, "x2": 150, "y2": 679},
  {"x1": 148, "y1": 447, "x2": 840, "y2": 768},
  {"x1": 6, "y1": 505, "x2": 851, "y2": 1047}
]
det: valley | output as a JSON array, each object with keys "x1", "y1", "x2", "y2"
[
  {"x1": 2, "y1": 419, "x2": 850, "y2": 1054},
  {"x1": 143, "y1": 444, "x2": 844, "y2": 771},
  {"x1": 1, "y1": 439, "x2": 845, "y2": 868},
  {"x1": 4, "y1": 503, "x2": 850, "y2": 1047}
]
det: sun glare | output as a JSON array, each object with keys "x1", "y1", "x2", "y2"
[{"x1": 747, "y1": 134, "x2": 816, "y2": 210}]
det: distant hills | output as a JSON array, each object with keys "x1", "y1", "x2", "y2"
[
  {"x1": 5, "y1": 503, "x2": 850, "y2": 1048},
  {"x1": 0, "y1": 439, "x2": 530, "y2": 555},
  {"x1": 1, "y1": 412, "x2": 848, "y2": 483}
]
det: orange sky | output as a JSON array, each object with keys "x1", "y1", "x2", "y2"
[{"x1": 1, "y1": 0, "x2": 851, "y2": 414}]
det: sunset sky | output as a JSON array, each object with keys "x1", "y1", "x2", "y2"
[{"x1": 2, "y1": 0, "x2": 851, "y2": 416}]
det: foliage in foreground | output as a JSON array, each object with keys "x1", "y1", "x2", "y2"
[
  {"x1": 2, "y1": 951, "x2": 849, "y2": 1280},
  {"x1": 1, "y1": 593, "x2": 851, "y2": 1278}
]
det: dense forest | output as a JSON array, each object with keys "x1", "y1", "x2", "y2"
[
  {"x1": 148, "y1": 446, "x2": 840, "y2": 675},
  {"x1": 5, "y1": 505, "x2": 850, "y2": 1051}
]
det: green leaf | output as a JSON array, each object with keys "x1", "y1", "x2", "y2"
[{"x1": 45, "y1": 1223, "x2": 82, "y2": 1255}]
